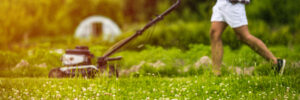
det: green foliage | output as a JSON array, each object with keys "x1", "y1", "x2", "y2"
[
  {"x1": 0, "y1": 0, "x2": 124, "y2": 49},
  {"x1": 1, "y1": 0, "x2": 300, "y2": 50},
  {"x1": 0, "y1": 51, "x2": 20, "y2": 70},
  {"x1": 118, "y1": 20, "x2": 295, "y2": 49},
  {"x1": 0, "y1": 48, "x2": 61, "y2": 77},
  {"x1": 1, "y1": 44, "x2": 300, "y2": 77},
  {"x1": 120, "y1": 21, "x2": 211, "y2": 50}
]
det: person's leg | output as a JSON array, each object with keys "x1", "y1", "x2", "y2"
[
  {"x1": 233, "y1": 25, "x2": 277, "y2": 64},
  {"x1": 210, "y1": 22, "x2": 228, "y2": 76}
]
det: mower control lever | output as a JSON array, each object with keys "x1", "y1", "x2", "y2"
[
  {"x1": 102, "y1": 0, "x2": 181, "y2": 58},
  {"x1": 106, "y1": 56, "x2": 122, "y2": 61}
]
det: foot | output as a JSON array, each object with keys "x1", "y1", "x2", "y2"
[{"x1": 273, "y1": 59, "x2": 286, "y2": 75}]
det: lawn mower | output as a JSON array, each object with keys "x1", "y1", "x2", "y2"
[{"x1": 48, "y1": 0, "x2": 181, "y2": 78}]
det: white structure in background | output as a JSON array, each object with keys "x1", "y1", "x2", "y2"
[{"x1": 75, "y1": 16, "x2": 122, "y2": 42}]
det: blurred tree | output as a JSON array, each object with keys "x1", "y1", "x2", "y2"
[{"x1": 124, "y1": 0, "x2": 157, "y2": 22}]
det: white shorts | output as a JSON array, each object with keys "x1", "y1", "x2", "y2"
[{"x1": 211, "y1": 0, "x2": 248, "y2": 28}]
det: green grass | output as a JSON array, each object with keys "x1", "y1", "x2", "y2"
[
  {"x1": 0, "y1": 41, "x2": 299, "y2": 99},
  {"x1": 1, "y1": 75, "x2": 299, "y2": 99}
]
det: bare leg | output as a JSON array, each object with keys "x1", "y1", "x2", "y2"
[
  {"x1": 210, "y1": 22, "x2": 228, "y2": 76},
  {"x1": 233, "y1": 25, "x2": 277, "y2": 64}
]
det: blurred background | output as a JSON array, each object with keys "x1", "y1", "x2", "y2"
[
  {"x1": 0, "y1": 0, "x2": 300, "y2": 77},
  {"x1": 1, "y1": 0, "x2": 300, "y2": 50}
]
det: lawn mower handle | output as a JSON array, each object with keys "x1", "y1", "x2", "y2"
[{"x1": 102, "y1": 0, "x2": 181, "y2": 58}]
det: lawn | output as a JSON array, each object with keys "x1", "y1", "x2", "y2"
[
  {"x1": 0, "y1": 44, "x2": 300, "y2": 99},
  {"x1": 0, "y1": 75, "x2": 299, "y2": 99}
]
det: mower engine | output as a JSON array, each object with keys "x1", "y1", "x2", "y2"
[{"x1": 49, "y1": 46, "x2": 120, "y2": 78}]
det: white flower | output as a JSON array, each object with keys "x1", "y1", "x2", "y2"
[
  {"x1": 82, "y1": 87, "x2": 86, "y2": 92},
  {"x1": 88, "y1": 87, "x2": 92, "y2": 91},
  {"x1": 182, "y1": 88, "x2": 187, "y2": 91},
  {"x1": 56, "y1": 94, "x2": 61, "y2": 98},
  {"x1": 89, "y1": 84, "x2": 96, "y2": 87}
]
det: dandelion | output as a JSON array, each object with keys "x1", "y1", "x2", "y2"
[
  {"x1": 201, "y1": 86, "x2": 205, "y2": 89},
  {"x1": 249, "y1": 91, "x2": 252, "y2": 94}
]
